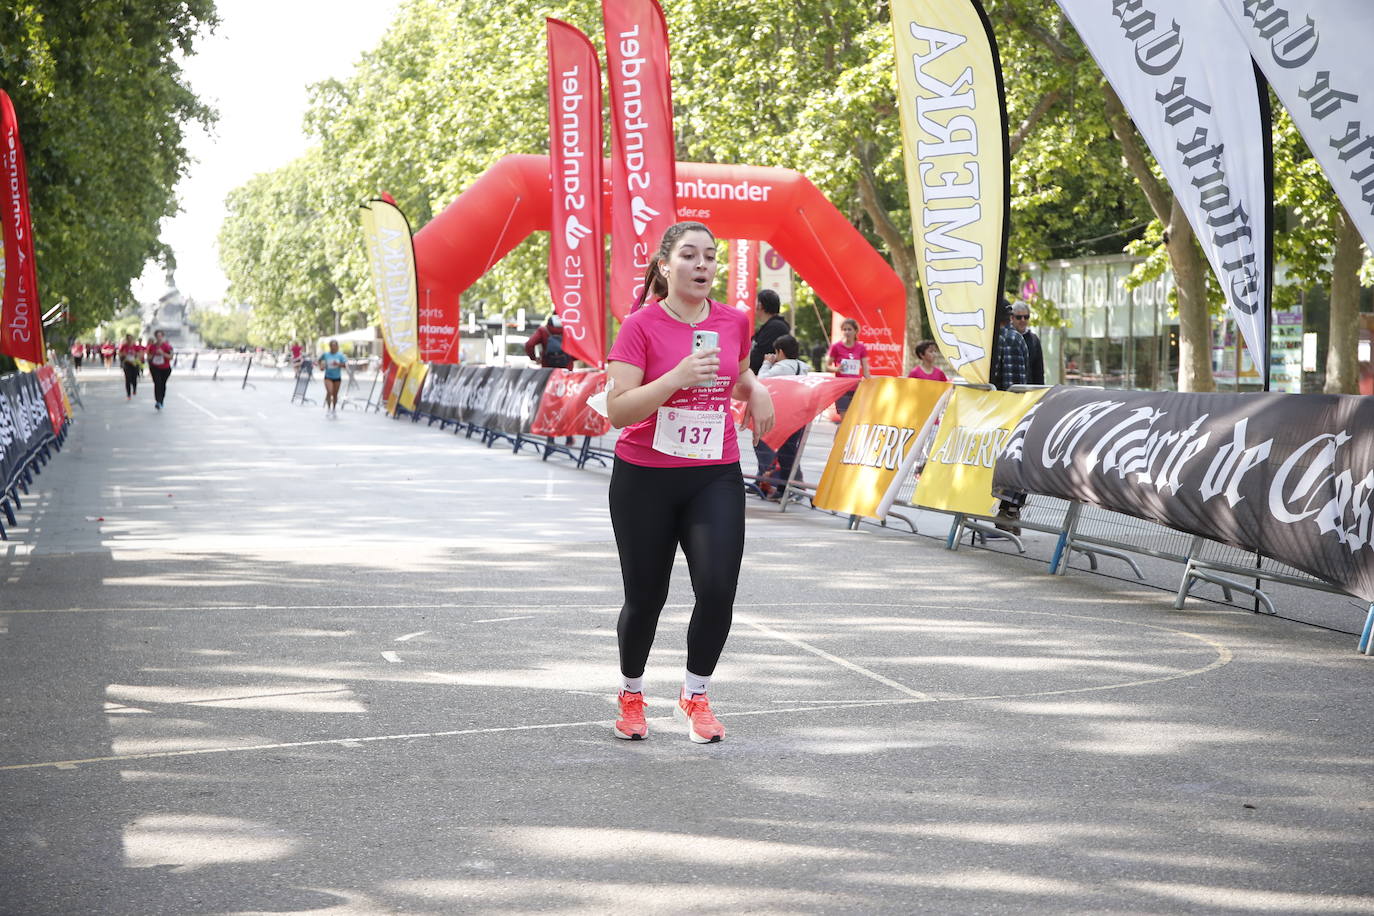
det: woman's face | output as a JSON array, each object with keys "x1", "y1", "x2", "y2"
[
  {"x1": 842, "y1": 323, "x2": 858, "y2": 344},
  {"x1": 919, "y1": 346, "x2": 935, "y2": 366},
  {"x1": 662, "y1": 230, "x2": 717, "y2": 300}
]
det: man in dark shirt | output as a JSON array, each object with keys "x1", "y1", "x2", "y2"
[
  {"x1": 1012, "y1": 303, "x2": 1044, "y2": 386},
  {"x1": 749, "y1": 289, "x2": 790, "y2": 374}
]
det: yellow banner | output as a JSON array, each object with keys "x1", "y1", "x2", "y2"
[
  {"x1": 891, "y1": 0, "x2": 1006, "y2": 386},
  {"x1": 385, "y1": 363, "x2": 409, "y2": 416},
  {"x1": 360, "y1": 200, "x2": 419, "y2": 368},
  {"x1": 398, "y1": 362, "x2": 429, "y2": 412},
  {"x1": 813, "y1": 377, "x2": 952, "y2": 519},
  {"x1": 914, "y1": 386, "x2": 1048, "y2": 517}
]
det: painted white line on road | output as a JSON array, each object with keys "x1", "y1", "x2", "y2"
[
  {"x1": 177, "y1": 393, "x2": 221, "y2": 420},
  {"x1": 257, "y1": 411, "x2": 268, "y2": 419},
  {"x1": 381, "y1": 651, "x2": 402, "y2": 664},
  {"x1": 471, "y1": 615, "x2": 536, "y2": 624},
  {"x1": 394, "y1": 631, "x2": 429, "y2": 642},
  {"x1": 112, "y1": 485, "x2": 123, "y2": 508},
  {"x1": 740, "y1": 615, "x2": 933, "y2": 700}
]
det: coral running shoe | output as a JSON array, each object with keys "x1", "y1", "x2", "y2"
[
  {"x1": 614, "y1": 690, "x2": 647, "y2": 740},
  {"x1": 675, "y1": 691, "x2": 725, "y2": 744}
]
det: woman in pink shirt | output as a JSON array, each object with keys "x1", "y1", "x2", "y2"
[
  {"x1": 604, "y1": 221, "x2": 774, "y2": 745},
  {"x1": 906, "y1": 339, "x2": 948, "y2": 382},
  {"x1": 827, "y1": 317, "x2": 870, "y2": 416}
]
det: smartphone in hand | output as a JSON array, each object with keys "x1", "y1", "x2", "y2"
[{"x1": 690, "y1": 330, "x2": 719, "y2": 387}]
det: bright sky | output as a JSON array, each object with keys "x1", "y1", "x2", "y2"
[{"x1": 133, "y1": 0, "x2": 403, "y2": 307}]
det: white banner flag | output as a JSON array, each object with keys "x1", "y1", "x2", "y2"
[
  {"x1": 1057, "y1": 0, "x2": 1271, "y2": 376},
  {"x1": 1220, "y1": 0, "x2": 1374, "y2": 251}
]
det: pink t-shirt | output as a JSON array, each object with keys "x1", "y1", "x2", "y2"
[
  {"x1": 828, "y1": 340, "x2": 868, "y2": 377},
  {"x1": 907, "y1": 364, "x2": 947, "y2": 382},
  {"x1": 607, "y1": 300, "x2": 752, "y2": 468},
  {"x1": 147, "y1": 341, "x2": 173, "y2": 368}
]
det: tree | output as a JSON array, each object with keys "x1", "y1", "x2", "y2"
[{"x1": 0, "y1": 1, "x2": 219, "y2": 334}]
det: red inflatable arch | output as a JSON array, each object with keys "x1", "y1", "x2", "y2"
[{"x1": 413, "y1": 153, "x2": 905, "y2": 373}]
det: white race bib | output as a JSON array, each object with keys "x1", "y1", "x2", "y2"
[
  {"x1": 840, "y1": 358, "x2": 861, "y2": 376},
  {"x1": 652, "y1": 406, "x2": 725, "y2": 460}
]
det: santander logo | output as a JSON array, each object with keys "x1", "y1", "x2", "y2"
[
  {"x1": 631, "y1": 196, "x2": 659, "y2": 235},
  {"x1": 564, "y1": 214, "x2": 592, "y2": 249}
]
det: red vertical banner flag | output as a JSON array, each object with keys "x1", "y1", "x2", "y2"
[
  {"x1": 419, "y1": 288, "x2": 461, "y2": 364},
  {"x1": 547, "y1": 19, "x2": 607, "y2": 367},
  {"x1": 602, "y1": 0, "x2": 677, "y2": 320},
  {"x1": 0, "y1": 91, "x2": 44, "y2": 365},
  {"x1": 725, "y1": 240, "x2": 757, "y2": 315}
]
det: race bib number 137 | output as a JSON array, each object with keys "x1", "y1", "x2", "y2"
[{"x1": 652, "y1": 406, "x2": 725, "y2": 460}]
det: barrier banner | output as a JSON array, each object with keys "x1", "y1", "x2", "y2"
[
  {"x1": 383, "y1": 363, "x2": 405, "y2": 416},
  {"x1": 725, "y1": 240, "x2": 757, "y2": 314},
  {"x1": 419, "y1": 293, "x2": 461, "y2": 365},
  {"x1": 992, "y1": 387, "x2": 1374, "y2": 602},
  {"x1": 468, "y1": 367, "x2": 553, "y2": 434},
  {"x1": 1220, "y1": 0, "x2": 1374, "y2": 251},
  {"x1": 603, "y1": 0, "x2": 677, "y2": 320},
  {"x1": 1057, "y1": 0, "x2": 1272, "y2": 377},
  {"x1": 360, "y1": 198, "x2": 420, "y2": 368},
  {"x1": 530, "y1": 369, "x2": 612, "y2": 437},
  {"x1": 891, "y1": 0, "x2": 1007, "y2": 386},
  {"x1": 0, "y1": 91, "x2": 44, "y2": 365},
  {"x1": 34, "y1": 365, "x2": 64, "y2": 434},
  {"x1": 0, "y1": 372, "x2": 51, "y2": 487},
  {"x1": 399, "y1": 362, "x2": 429, "y2": 413},
  {"x1": 813, "y1": 377, "x2": 950, "y2": 519},
  {"x1": 547, "y1": 19, "x2": 607, "y2": 367},
  {"x1": 913, "y1": 385, "x2": 1049, "y2": 516},
  {"x1": 731, "y1": 374, "x2": 860, "y2": 451}
]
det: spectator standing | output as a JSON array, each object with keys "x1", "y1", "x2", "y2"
[
  {"x1": 827, "y1": 317, "x2": 870, "y2": 417},
  {"x1": 748, "y1": 289, "x2": 789, "y2": 374},
  {"x1": 69, "y1": 340, "x2": 85, "y2": 370},
  {"x1": 117, "y1": 334, "x2": 143, "y2": 399},
  {"x1": 290, "y1": 341, "x2": 304, "y2": 369},
  {"x1": 146, "y1": 330, "x2": 174, "y2": 410},
  {"x1": 1012, "y1": 303, "x2": 1044, "y2": 385},
  {"x1": 524, "y1": 315, "x2": 573, "y2": 368},
  {"x1": 990, "y1": 299, "x2": 1029, "y2": 392},
  {"x1": 318, "y1": 339, "x2": 347, "y2": 413},
  {"x1": 756, "y1": 334, "x2": 810, "y2": 498},
  {"x1": 906, "y1": 340, "x2": 948, "y2": 382}
]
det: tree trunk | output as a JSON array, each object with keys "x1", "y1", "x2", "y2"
[
  {"x1": 1325, "y1": 205, "x2": 1364, "y2": 394},
  {"x1": 1166, "y1": 202, "x2": 1215, "y2": 392}
]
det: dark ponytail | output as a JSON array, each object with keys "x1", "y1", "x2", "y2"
[{"x1": 630, "y1": 220, "x2": 715, "y2": 312}]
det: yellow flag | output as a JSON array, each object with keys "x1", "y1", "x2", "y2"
[
  {"x1": 891, "y1": 0, "x2": 1007, "y2": 385},
  {"x1": 360, "y1": 200, "x2": 419, "y2": 368},
  {"x1": 385, "y1": 363, "x2": 410, "y2": 416},
  {"x1": 813, "y1": 377, "x2": 952, "y2": 519},
  {"x1": 914, "y1": 386, "x2": 1048, "y2": 516},
  {"x1": 398, "y1": 362, "x2": 429, "y2": 412}
]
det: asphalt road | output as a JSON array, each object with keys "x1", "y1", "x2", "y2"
[{"x1": 1, "y1": 368, "x2": 1371, "y2": 915}]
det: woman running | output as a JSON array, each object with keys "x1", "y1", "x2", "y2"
[
  {"x1": 117, "y1": 334, "x2": 143, "y2": 399},
  {"x1": 318, "y1": 339, "x2": 347, "y2": 412},
  {"x1": 146, "y1": 330, "x2": 174, "y2": 410},
  {"x1": 604, "y1": 221, "x2": 774, "y2": 744}
]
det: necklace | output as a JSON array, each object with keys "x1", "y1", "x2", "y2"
[{"x1": 662, "y1": 299, "x2": 709, "y2": 327}]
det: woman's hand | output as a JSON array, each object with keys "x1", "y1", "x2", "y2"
[
  {"x1": 738, "y1": 380, "x2": 775, "y2": 445},
  {"x1": 668, "y1": 346, "x2": 720, "y2": 389}
]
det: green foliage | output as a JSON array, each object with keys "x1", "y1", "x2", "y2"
[
  {"x1": 0, "y1": 0, "x2": 219, "y2": 332},
  {"x1": 189, "y1": 306, "x2": 254, "y2": 349}
]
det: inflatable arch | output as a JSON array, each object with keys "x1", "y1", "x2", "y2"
[{"x1": 413, "y1": 154, "x2": 905, "y2": 373}]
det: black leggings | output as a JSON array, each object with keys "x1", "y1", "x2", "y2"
[
  {"x1": 609, "y1": 457, "x2": 745, "y2": 679},
  {"x1": 122, "y1": 364, "x2": 138, "y2": 396},
  {"x1": 150, "y1": 366, "x2": 171, "y2": 404}
]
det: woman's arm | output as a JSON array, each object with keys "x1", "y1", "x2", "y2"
[
  {"x1": 732, "y1": 360, "x2": 775, "y2": 440},
  {"x1": 860, "y1": 356, "x2": 872, "y2": 378},
  {"x1": 605, "y1": 348, "x2": 719, "y2": 428}
]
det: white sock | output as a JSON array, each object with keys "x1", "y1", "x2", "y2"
[
  {"x1": 683, "y1": 670, "x2": 710, "y2": 697},
  {"x1": 621, "y1": 675, "x2": 644, "y2": 695}
]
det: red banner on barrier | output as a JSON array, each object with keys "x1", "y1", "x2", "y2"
[
  {"x1": 602, "y1": 0, "x2": 677, "y2": 320},
  {"x1": 529, "y1": 368, "x2": 612, "y2": 437},
  {"x1": 726, "y1": 240, "x2": 757, "y2": 315},
  {"x1": 731, "y1": 374, "x2": 859, "y2": 450},
  {"x1": 35, "y1": 366, "x2": 64, "y2": 433},
  {"x1": 0, "y1": 91, "x2": 44, "y2": 365},
  {"x1": 547, "y1": 19, "x2": 606, "y2": 367},
  {"x1": 419, "y1": 289, "x2": 461, "y2": 364}
]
